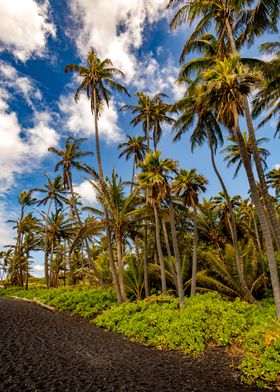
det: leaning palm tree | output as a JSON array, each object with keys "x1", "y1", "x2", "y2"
[
  {"x1": 252, "y1": 41, "x2": 280, "y2": 136},
  {"x1": 173, "y1": 168, "x2": 208, "y2": 297},
  {"x1": 223, "y1": 131, "x2": 270, "y2": 178},
  {"x1": 198, "y1": 55, "x2": 280, "y2": 316},
  {"x1": 33, "y1": 175, "x2": 69, "y2": 288},
  {"x1": 167, "y1": 0, "x2": 280, "y2": 257},
  {"x1": 118, "y1": 135, "x2": 148, "y2": 189}
]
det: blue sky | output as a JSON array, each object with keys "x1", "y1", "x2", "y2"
[{"x1": 0, "y1": 0, "x2": 279, "y2": 275}]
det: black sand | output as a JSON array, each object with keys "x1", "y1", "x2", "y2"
[{"x1": 0, "y1": 297, "x2": 265, "y2": 391}]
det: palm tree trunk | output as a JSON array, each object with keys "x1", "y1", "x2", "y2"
[
  {"x1": 116, "y1": 231, "x2": 127, "y2": 301},
  {"x1": 153, "y1": 205, "x2": 167, "y2": 295},
  {"x1": 93, "y1": 87, "x2": 122, "y2": 302},
  {"x1": 190, "y1": 205, "x2": 198, "y2": 297},
  {"x1": 168, "y1": 198, "x2": 184, "y2": 307},
  {"x1": 206, "y1": 129, "x2": 256, "y2": 303},
  {"x1": 232, "y1": 104, "x2": 280, "y2": 317},
  {"x1": 49, "y1": 240, "x2": 54, "y2": 288},
  {"x1": 143, "y1": 223, "x2": 149, "y2": 297},
  {"x1": 161, "y1": 217, "x2": 178, "y2": 291},
  {"x1": 131, "y1": 158, "x2": 136, "y2": 193},
  {"x1": 225, "y1": 17, "x2": 280, "y2": 251},
  {"x1": 44, "y1": 199, "x2": 52, "y2": 288}
]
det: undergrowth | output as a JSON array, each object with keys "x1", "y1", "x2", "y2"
[{"x1": 0, "y1": 288, "x2": 279, "y2": 389}]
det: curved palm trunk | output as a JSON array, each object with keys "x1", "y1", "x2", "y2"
[
  {"x1": 206, "y1": 129, "x2": 256, "y2": 303},
  {"x1": 190, "y1": 205, "x2": 198, "y2": 297},
  {"x1": 168, "y1": 198, "x2": 184, "y2": 307},
  {"x1": 93, "y1": 88, "x2": 122, "y2": 303},
  {"x1": 153, "y1": 204, "x2": 167, "y2": 295},
  {"x1": 116, "y1": 231, "x2": 127, "y2": 301},
  {"x1": 232, "y1": 105, "x2": 280, "y2": 317},
  {"x1": 225, "y1": 18, "x2": 280, "y2": 251},
  {"x1": 161, "y1": 217, "x2": 178, "y2": 291},
  {"x1": 143, "y1": 224, "x2": 149, "y2": 297}
]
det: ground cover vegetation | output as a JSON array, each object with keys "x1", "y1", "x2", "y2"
[{"x1": 0, "y1": 0, "x2": 279, "y2": 389}]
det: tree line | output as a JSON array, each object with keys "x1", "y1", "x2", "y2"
[{"x1": 1, "y1": 0, "x2": 280, "y2": 316}]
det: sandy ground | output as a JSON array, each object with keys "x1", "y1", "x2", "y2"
[{"x1": 0, "y1": 297, "x2": 265, "y2": 392}]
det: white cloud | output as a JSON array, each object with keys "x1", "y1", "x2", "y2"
[
  {"x1": 74, "y1": 180, "x2": 97, "y2": 204},
  {"x1": 0, "y1": 61, "x2": 42, "y2": 108},
  {"x1": 0, "y1": 0, "x2": 56, "y2": 61},
  {"x1": 59, "y1": 93, "x2": 123, "y2": 142},
  {"x1": 32, "y1": 263, "x2": 44, "y2": 278},
  {"x1": 0, "y1": 200, "x2": 15, "y2": 250},
  {"x1": 273, "y1": 164, "x2": 280, "y2": 170},
  {"x1": 0, "y1": 105, "x2": 59, "y2": 191},
  {"x1": 68, "y1": 0, "x2": 165, "y2": 82},
  {"x1": 136, "y1": 56, "x2": 185, "y2": 100}
]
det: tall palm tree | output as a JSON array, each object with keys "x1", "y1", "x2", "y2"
[
  {"x1": 118, "y1": 135, "x2": 148, "y2": 189},
  {"x1": 65, "y1": 48, "x2": 129, "y2": 301},
  {"x1": 199, "y1": 56, "x2": 280, "y2": 316},
  {"x1": 223, "y1": 132, "x2": 270, "y2": 178},
  {"x1": 65, "y1": 47, "x2": 130, "y2": 181},
  {"x1": 252, "y1": 41, "x2": 280, "y2": 135},
  {"x1": 167, "y1": 0, "x2": 280, "y2": 257},
  {"x1": 48, "y1": 137, "x2": 103, "y2": 285},
  {"x1": 122, "y1": 92, "x2": 169, "y2": 296},
  {"x1": 137, "y1": 151, "x2": 180, "y2": 297},
  {"x1": 14, "y1": 191, "x2": 36, "y2": 286},
  {"x1": 152, "y1": 97, "x2": 175, "y2": 150},
  {"x1": 173, "y1": 168, "x2": 208, "y2": 296},
  {"x1": 33, "y1": 175, "x2": 69, "y2": 288}
]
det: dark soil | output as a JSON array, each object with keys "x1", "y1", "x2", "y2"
[{"x1": 0, "y1": 297, "x2": 265, "y2": 392}]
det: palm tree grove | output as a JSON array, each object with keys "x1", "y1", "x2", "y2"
[{"x1": 0, "y1": 1, "x2": 279, "y2": 391}]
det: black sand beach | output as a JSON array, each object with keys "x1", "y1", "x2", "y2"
[{"x1": 0, "y1": 297, "x2": 265, "y2": 391}]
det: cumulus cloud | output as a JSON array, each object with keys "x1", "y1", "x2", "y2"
[
  {"x1": 68, "y1": 0, "x2": 165, "y2": 82},
  {"x1": 74, "y1": 180, "x2": 97, "y2": 204},
  {"x1": 273, "y1": 164, "x2": 280, "y2": 170},
  {"x1": 0, "y1": 105, "x2": 59, "y2": 191},
  {"x1": 0, "y1": 61, "x2": 42, "y2": 108},
  {"x1": 59, "y1": 93, "x2": 123, "y2": 142},
  {"x1": 0, "y1": 0, "x2": 56, "y2": 61},
  {"x1": 135, "y1": 56, "x2": 185, "y2": 100}
]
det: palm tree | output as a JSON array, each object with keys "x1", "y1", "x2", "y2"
[
  {"x1": 65, "y1": 47, "x2": 130, "y2": 181},
  {"x1": 14, "y1": 191, "x2": 36, "y2": 286},
  {"x1": 267, "y1": 168, "x2": 280, "y2": 199},
  {"x1": 167, "y1": 0, "x2": 280, "y2": 257},
  {"x1": 152, "y1": 97, "x2": 175, "y2": 150},
  {"x1": 65, "y1": 48, "x2": 129, "y2": 300},
  {"x1": 252, "y1": 41, "x2": 280, "y2": 136},
  {"x1": 172, "y1": 78, "x2": 257, "y2": 301},
  {"x1": 122, "y1": 92, "x2": 168, "y2": 151},
  {"x1": 223, "y1": 132, "x2": 270, "y2": 178},
  {"x1": 33, "y1": 175, "x2": 68, "y2": 288},
  {"x1": 48, "y1": 137, "x2": 103, "y2": 285},
  {"x1": 199, "y1": 56, "x2": 280, "y2": 316},
  {"x1": 118, "y1": 135, "x2": 148, "y2": 189},
  {"x1": 137, "y1": 151, "x2": 178, "y2": 296},
  {"x1": 173, "y1": 168, "x2": 208, "y2": 296}
]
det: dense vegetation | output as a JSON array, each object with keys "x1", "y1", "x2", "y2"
[
  {"x1": 0, "y1": 0, "x2": 279, "y2": 389},
  {"x1": 1, "y1": 286, "x2": 279, "y2": 389}
]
